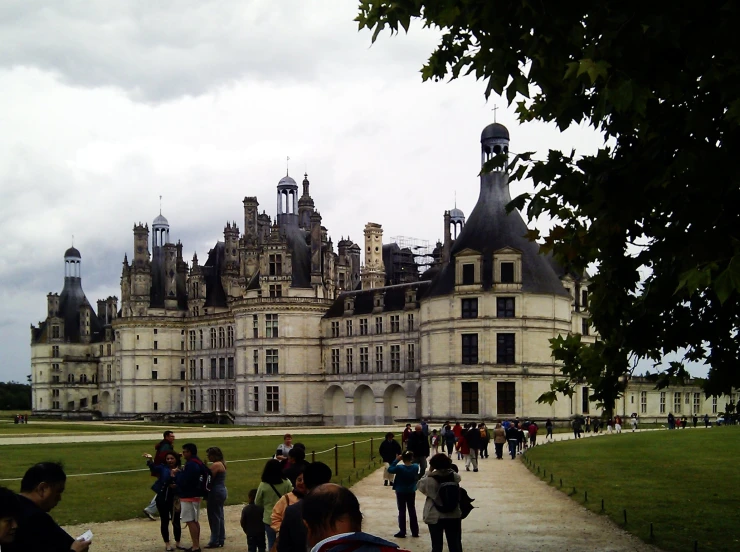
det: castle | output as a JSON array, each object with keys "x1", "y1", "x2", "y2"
[{"x1": 30, "y1": 123, "x2": 731, "y2": 424}]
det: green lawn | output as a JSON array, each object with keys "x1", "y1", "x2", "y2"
[
  {"x1": 0, "y1": 432, "x2": 386, "y2": 525},
  {"x1": 524, "y1": 427, "x2": 740, "y2": 552}
]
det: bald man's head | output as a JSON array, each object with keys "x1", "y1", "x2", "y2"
[
  {"x1": 302, "y1": 484, "x2": 363, "y2": 546},
  {"x1": 415, "y1": 424, "x2": 422, "y2": 432}
]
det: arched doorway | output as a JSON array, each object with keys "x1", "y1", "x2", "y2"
[
  {"x1": 323, "y1": 386, "x2": 347, "y2": 426},
  {"x1": 354, "y1": 385, "x2": 375, "y2": 426},
  {"x1": 383, "y1": 385, "x2": 407, "y2": 424}
]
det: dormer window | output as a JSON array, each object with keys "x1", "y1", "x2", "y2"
[
  {"x1": 494, "y1": 247, "x2": 522, "y2": 288},
  {"x1": 462, "y1": 264, "x2": 475, "y2": 285},
  {"x1": 269, "y1": 254, "x2": 282, "y2": 276},
  {"x1": 455, "y1": 249, "x2": 482, "y2": 290},
  {"x1": 500, "y1": 263, "x2": 514, "y2": 283}
]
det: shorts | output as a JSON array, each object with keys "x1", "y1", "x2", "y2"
[{"x1": 180, "y1": 500, "x2": 201, "y2": 523}]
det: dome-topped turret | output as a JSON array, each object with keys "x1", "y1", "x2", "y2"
[
  {"x1": 153, "y1": 213, "x2": 169, "y2": 227},
  {"x1": 480, "y1": 122, "x2": 510, "y2": 167},
  {"x1": 278, "y1": 175, "x2": 297, "y2": 187},
  {"x1": 64, "y1": 246, "x2": 81, "y2": 259},
  {"x1": 449, "y1": 207, "x2": 465, "y2": 223},
  {"x1": 481, "y1": 122, "x2": 510, "y2": 142}
]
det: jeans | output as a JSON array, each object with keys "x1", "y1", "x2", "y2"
[
  {"x1": 207, "y1": 488, "x2": 227, "y2": 545},
  {"x1": 395, "y1": 492, "x2": 419, "y2": 536},
  {"x1": 494, "y1": 442, "x2": 504, "y2": 459},
  {"x1": 156, "y1": 496, "x2": 181, "y2": 544},
  {"x1": 265, "y1": 523, "x2": 277, "y2": 551},
  {"x1": 247, "y1": 534, "x2": 266, "y2": 552},
  {"x1": 508, "y1": 439, "x2": 518, "y2": 458},
  {"x1": 427, "y1": 518, "x2": 462, "y2": 552},
  {"x1": 445, "y1": 441, "x2": 455, "y2": 457},
  {"x1": 479, "y1": 442, "x2": 489, "y2": 458}
]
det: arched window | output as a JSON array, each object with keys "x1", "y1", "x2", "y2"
[
  {"x1": 68, "y1": 374, "x2": 74, "y2": 383},
  {"x1": 210, "y1": 328, "x2": 217, "y2": 348},
  {"x1": 227, "y1": 326, "x2": 234, "y2": 347}
]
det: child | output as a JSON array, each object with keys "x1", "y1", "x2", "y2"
[
  {"x1": 240, "y1": 489, "x2": 265, "y2": 552},
  {"x1": 387, "y1": 450, "x2": 420, "y2": 538},
  {"x1": 429, "y1": 429, "x2": 440, "y2": 456}
]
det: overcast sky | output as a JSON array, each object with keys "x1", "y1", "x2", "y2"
[{"x1": 0, "y1": 1, "x2": 703, "y2": 384}]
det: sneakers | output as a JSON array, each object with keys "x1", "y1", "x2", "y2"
[
  {"x1": 384, "y1": 480, "x2": 388, "y2": 486},
  {"x1": 143, "y1": 509, "x2": 156, "y2": 521},
  {"x1": 394, "y1": 532, "x2": 406, "y2": 538},
  {"x1": 473, "y1": 468, "x2": 479, "y2": 472},
  {"x1": 411, "y1": 534, "x2": 420, "y2": 538}
]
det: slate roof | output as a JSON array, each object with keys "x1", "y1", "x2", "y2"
[{"x1": 323, "y1": 282, "x2": 429, "y2": 319}]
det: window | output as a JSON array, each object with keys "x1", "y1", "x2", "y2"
[
  {"x1": 51, "y1": 325, "x2": 60, "y2": 338},
  {"x1": 582, "y1": 387, "x2": 590, "y2": 414},
  {"x1": 497, "y1": 333, "x2": 515, "y2": 364},
  {"x1": 107, "y1": 365, "x2": 112, "y2": 382},
  {"x1": 253, "y1": 315, "x2": 258, "y2": 338},
  {"x1": 462, "y1": 263, "x2": 475, "y2": 285},
  {"x1": 685, "y1": 392, "x2": 690, "y2": 405},
  {"x1": 53, "y1": 389, "x2": 60, "y2": 397},
  {"x1": 210, "y1": 328, "x2": 217, "y2": 348},
  {"x1": 227, "y1": 389, "x2": 236, "y2": 411},
  {"x1": 152, "y1": 371, "x2": 158, "y2": 380},
  {"x1": 107, "y1": 343, "x2": 112, "y2": 355},
  {"x1": 360, "y1": 318, "x2": 368, "y2": 336},
  {"x1": 496, "y1": 297, "x2": 515, "y2": 318},
  {"x1": 390, "y1": 315, "x2": 400, "y2": 333},
  {"x1": 266, "y1": 314, "x2": 279, "y2": 338},
  {"x1": 218, "y1": 327, "x2": 225, "y2": 348},
  {"x1": 210, "y1": 358, "x2": 217, "y2": 379},
  {"x1": 199, "y1": 358, "x2": 204, "y2": 380},
  {"x1": 180, "y1": 370, "x2": 185, "y2": 380},
  {"x1": 331, "y1": 349, "x2": 340, "y2": 374},
  {"x1": 153, "y1": 340, "x2": 158, "y2": 350},
  {"x1": 407, "y1": 314, "x2": 414, "y2": 331},
  {"x1": 375, "y1": 317, "x2": 383, "y2": 334},
  {"x1": 219, "y1": 358, "x2": 226, "y2": 379},
  {"x1": 581, "y1": 290, "x2": 589, "y2": 310},
  {"x1": 407, "y1": 344, "x2": 415, "y2": 371},
  {"x1": 346, "y1": 320, "x2": 353, "y2": 336},
  {"x1": 266, "y1": 349, "x2": 279, "y2": 374},
  {"x1": 80, "y1": 374, "x2": 88, "y2": 383},
  {"x1": 462, "y1": 298, "x2": 478, "y2": 319},
  {"x1": 153, "y1": 357, "x2": 158, "y2": 365},
  {"x1": 375, "y1": 346, "x2": 383, "y2": 372},
  {"x1": 331, "y1": 321, "x2": 340, "y2": 338},
  {"x1": 500, "y1": 262, "x2": 514, "y2": 283},
  {"x1": 266, "y1": 386, "x2": 280, "y2": 412},
  {"x1": 462, "y1": 334, "x2": 478, "y2": 365},
  {"x1": 199, "y1": 329, "x2": 204, "y2": 349},
  {"x1": 674, "y1": 392, "x2": 681, "y2": 414},
  {"x1": 189, "y1": 359, "x2": 196, "y2": 380},
  {"x1": 227, "y1": 357, "x2": 235, "y2": 379},
  {"x1": 189, "y1": 330, "x2": 196, "y2": 350},
  {"x1": 360, "y1": 347, "x2": 369, "y2": 373},
  {"x1": 712, "y1": 397, "x2": 717, "y2": 413},
  {"x1": 253, "y1": 349, "x2": 259, "y2": 374},
  {"x1": 52, "y1": 345, "x2": 60, "y2": 358},
  {"x1": 210, "y1": 389, "x2": 218, "y2": 411},
  {"x1": 269, "y1": 254, "x2": 282, "y2": 276},
  {"x1": 189, "y1": 389, "x2": 197, "y2": 411},
  {"x1": 497, "y1": 382, "x2": 516, "y2": 415},
  {"x1": 249, "y1": 386, "x2": 259, "y2": 412},
  {"x1": 390, "y1": 345, "x2": 401, "y2": 372},
  {"x1": 154, "y1": 328, "x2": 158, "y2": 335},
  {"x1": 581, "y1": 318, "x2": 590, "y2": 336},
  {"x1": 693, "y1": 393, "x2": 701, "y2": 414},
  {"x1": 660, "y1": 392, "x2": 666, "y2": 414},
  {"x1": 641, "y1": 391, "x2": 647, "y2": 414},
  {"x1": 269, "y1": 284, "x2": 282, "y2": 298},
  {"x1": 346, "y1": 348, "x2": 353, "y2": 373},
  {"x1": 227, "y1": 326, "x2": 234, "y2": 347},
  {"x1": 462, "y1": 382, "x2": 479, "y2": 414}
]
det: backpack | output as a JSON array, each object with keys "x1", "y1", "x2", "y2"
[
  {"x1": 459, "y1": 487, "x2": 475, "y2": 520},
  {"x1": 197, "y1": 461, "x2": 212, "y2": 498},
  {"x1": 479, "y1": 427, "x2": 486, "y2": 438},
  {"x1": 432, "y1": 476, "x2": 460, "y2": 514}
]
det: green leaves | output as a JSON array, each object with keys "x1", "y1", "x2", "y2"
[{"x1": 575, "y1": 59, "x2": 611, "y2": 84}]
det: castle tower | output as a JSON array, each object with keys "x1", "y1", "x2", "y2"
[
  {"x1": 222, "y1": 222, "x2": 241, "y2": 299},
  {"x1": 310, "y1": 211, "x2": 323, "y2": 287},
  {"x1": 361, "y1": 222, "x2": 385, "y2": 289},
  {"x1": 243, "y1": 197, "x2": 259, "y2": 244},
  {"x1": 277, "y1": 173, "x2": 299, "y2": 227},
  {"x1": 480, "y1": 122, "x2": 510, "y2": 169},
  {"x1": 189, "y1": 252, "x2": 205, "y2": 316},
  {"x1": 298, "y1": 173, "x2": 315, "y2": 230},
  {"x1": 129, "y1": 223, "x2": 152, "y2": 316}
]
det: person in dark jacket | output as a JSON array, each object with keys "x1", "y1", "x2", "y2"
[
  {"x1": 144, "y1": 450, "x2": 182, "y2": 550},
  {"x1": 282, "y1": 447, "x2": 309, "y2": 487},
  {"x1": 176, "y1": 443, "x2": 207, "y2": 551},
  {"x1": 505, "y1": 423, "x2": 519, "y2": 459},
  {"x1": 144, "y1": 429, "x2": 176, "y2": 520},
  {"x1": 0, "y1": 486, "x2": 19, "y2": 548},
  {"x1": 6, "y1": 462, "x2": 91, "y2": 552},
  {"x1": 387, "y1": 451, "x2": 420, "y2": 538},
  {"x1": 406, "y1": 425, "x2": 430, "y2": 478},
  {"x1": 463, "y1": 423, "x2": 480, "y2": 472},
  {"x1": 240, "y1": 489, "x2": 265, "y2": 552},
  {"x1": 277, "y1": 462, "x2": 333, "y2": 552},
  {"x1": 443, "y1": 423, "x2": 456, "y2": 458},
  {"x1": 379, "y1": 432, "x2": 402, "y2": 486}
]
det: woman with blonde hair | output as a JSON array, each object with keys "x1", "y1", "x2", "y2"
[{"x1": 205, "y1": 447, "x2": 227, "y2": 549}]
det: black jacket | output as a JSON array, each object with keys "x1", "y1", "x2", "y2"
[
  {"x1": 465, "y1": 428, "x2": 480, "y2": 449},
  {"x1": 240, "y1": 502, "x2": 265, "y2": 537},
  {"x1": 406, "y1": 430, "x2": 430, "y2": 458},
  {"x1": 6, "y1": 494, "x2": 75, "y2": 552},
  {"x1": 379, "y1": 438, "x2": 402, "y2": 463},
  {"x1": 277, "y1": 501, "x2": 306, "y2": 552}
]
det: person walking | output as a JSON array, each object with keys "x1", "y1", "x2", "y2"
[
  {"x1": 463, "y1": 423, "x2": 479, "y2": 472},
  {"x1": 506, "y1": 423, "x2": 519, "y2": 459},
  {"x1": 240, "y1": 490, "x2": 265, "y2": 552},
  {"x1": 667, "y1": 412, "x2": 675, "y2": 430},
  {"x1": 630, "y1": 414, "x2": 638, "y2": 432},
  {"x1": 406, "y1": 424, "x2": 431, "y2": 478},
  {"x1": 545, "y1": 418, "x2": 554, "y2": 440},
  {"x1": 144, "y1": 450, "x2": 183, "y2": 551},
  {"x1": 417, "y1": 454, "x2": 462, "y2": 552},
  {"x1": 144, "y1": 430, "x2": 176, "y2": 520},
  {"x1": 176, "y1": 443, "x2": 208, "y2": 552},
  {"x1": 379, "y1": 432, "x2": 402, "y2": 487},
  {"x1": 402, "y1": 424, "x2": 413, "y2": 447},
  {"x1": 255, "y1": 459, "x2": 292, "y2": 552},
  {"x1": 387, "y1": 451, "x2": 420, "y2": 538},
  {"x1": 528, "y1": 421, "x2": 539, "y2": 447},
  {"x1": 593, "y1": 417, "x2": 601, "y2": 433},
  {"x1": 572, "y1": 417, "x2": 583, "y2": 439},
  {"x1": 478, "y1": 423, "x2": 490, "y2": 459},
  {"x1": 429, "y1": 429, "x2": 441, "y2": 456},
  {"x1": 443, "y1": 424, "x2": 456, "y2": 458},
  {"x1": 614, "y1": 415, "x2": 623, "y2": 433},
  {"x1": 493, "y1": 423, "x2": 506, "y2": 459},
  {"x1": 205, "y1": 447, "x2": 227, "y2": 549}
]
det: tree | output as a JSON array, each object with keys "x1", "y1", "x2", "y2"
[
  {"x1": 0, "y1": 382, "x2": 32, "y2": 410},
  {"x1": 357, "y1": 1, "x2": 740, "y2": 413}
]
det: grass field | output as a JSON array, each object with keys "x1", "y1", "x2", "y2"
[
  {"x1": 0, "y1": 431, "x2": 386, "y2": 525},
  {"x1": 524, "y1": 427, "x2": 740, "y2": 552}
]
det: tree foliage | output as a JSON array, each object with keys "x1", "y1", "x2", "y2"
[
  {"x1": 0, "y1": 382, "x2": 32, "y2": 410},
  {"x1": 357, "y1": 0, "x2": 740, "y2": 411}
]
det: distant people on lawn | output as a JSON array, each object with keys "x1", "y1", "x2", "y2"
[
  {"x1": 144, "y1": 450, "x2": 183, "y2": 550},
  {"x1": 176, "y1": 442, "x2": 208, "y2": 552},
  {"x1": 387, "y1": 450, "x2": 420, "y2": 538},
  {"x1": 144, "y1": 429, "x2": 176, "y2": 520},
  {"x1": 545, "y1": 418, "x2": 554, "y2": 439},
  {"x1": 277, "y1": 461, "x2": 332, "y2": 552},
  {"x1": 255, "y1": 459, "x2": 293, "y2": 551},
  {"x1": 0, "y1": 486, "x2": 19, "y2": 548},
  {"x1": 401, "y1": 424, "x2": 412, "y2": 447},
  {"x1": 6, "y1": 462, "x2": 92, "y2": 552},
  {"x1": 630, "y1": 413, "x2": 638, "y2": 432},
  {"x1": 667, "y1": 412, "x2": 676, "y2": 429},
  {"x1": 704, "y1": 413, "x2": 710, "y2": 428},
  {"x1": 205, "y1": 446, "x2": 228, "y2": 549},
  {"x1": 463, "y1": 423, "x2": 479, "y2": 472},
  {"x1": 593, "y1": 417, "x2": 601, "y2": 433},
  {"x1": 614, "y1": 415, "x2": 623, "y2": 433},
  {"x1": 506, "y1": 423, "x2": 519, "y2": 459},
  {"x1": 528, "y1": 421, "x2": 539, "y2": 447},
  {"x1": 418, "y1": 453, "x2": 463, "y2": 552},
  {"x1": 379, "y1": 432, "x2": 402, "y2": 487},
  {"x1": 572, "y1": 417, "x2": 583, "y2": 439}
]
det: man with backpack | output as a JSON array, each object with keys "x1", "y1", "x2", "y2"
[
  {"x1": 417, "y1": 454, "x2": 462, "y2": 552},
  {"x1": 176, "y1": 443, "x2": 210, "y2": 552},
  {"x1": 143, "y1": 430, "x2": 176, "y2": 520}
]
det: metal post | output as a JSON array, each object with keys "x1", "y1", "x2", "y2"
[
  {"x1": 370, "y1": 437, "x2": 374, "y2": 459},
  {"x1": 335, "y1": 444, "x2": 339, "y2": 476},
  {"x1": 311, "y1": 450, "x2": 315, "y2": 462},
  {"x1": 623, "y1": 509, "x2": 627, "y2": 525},
  {"x1": 352, "y1": 441, "x2": 356, "y2": 468}
]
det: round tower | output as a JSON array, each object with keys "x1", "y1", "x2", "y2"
[
  {"x1": 480, "y1": 122, "x2": 510, "y2": 168},
  {"x1": 152, "y1": 213, "x2": 170, "y2": 248},
  {"x1": 277, "y1": 173, "x2": 299, "y2": 226},
  {"x1": 64, "y1": 246, "x2": 81, "y2": 278}
]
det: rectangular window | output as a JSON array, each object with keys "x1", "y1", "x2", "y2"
[
  {"x1": 407, "y1": 313, "x2": 414, "y2": 331},
  {"x1": 497, "y1": 382, "x2": 516, "y2": 415},
  {"x1": 496, "y1": 297, "x2": 515, "y2": 318},
  {"x1": 253, "y1": 349, "x2": 259, "y2": 374},
  {"x1": 227, "y1": 326, "x2": 234, "y2": 347},
  {"x1": 461, "y1": 334, "x2": 478, "y2": 365},
  {"x1": 266, "y1": 349, "x2": 279, "y2": 374},
  {"x1": 210, "y1": 389, "x2": 218, "y2": 411},
  {"x1": 497, "y1": 333, "x2": 515, "y2": 364},
  {"x1": 685, "y1": 392, "x2": 690, "y2": 404},
  {"x1": 249, "y1": 386, "x2": 259, "y2": 412},
  {"x1": 581, "y1": 290, "x2": 589, "y2": 310},
  {"x1": 189, "y1": 389, "x2": 197, "y2": 411},
  {"x1": 269, "y1": 254, "x2": 282, "y2": 276},
  {"x1": 346, "y1": 320, "x2": 353, "y2": 336},
  {"x1": 107, "y1": 364, "x2": 112, "y2": 382},
  {"x1": 375, "y1": 346, "x2": 383, "y2": 372},
  {"x1": 660, "y1": 392, "x2": 666, "y2": 414},
  {"x1": 641, "y1": 391, "x2": 647, "y2": 414},
  {"x1": 331, "y1": 321, "x2": 340, "y2": 338},
  {"x1": 52, "y1": 345, "x2": 60, "y2": 358},
  {"x1": 390, "y1": 345, "x2": 401, "y2": 372},
  {"x1": 266, "y1": 386, "x2": 280, "y2": 412},
  {"x1": 462, "y1": 382, "x2": 479, "y2": 414},
  {"x1": 693, "y1": 393, "x2": 701, "y2": 414},
  {"x1": 180, "y1": 371, "x2": 185, "y2": 380},
  {"x1": 227, "y1": 389, "x2": 236, "y2": 411},
  {"x1": 331, "y1": 349, "x2": 340, "y2": 374},
  {"x1": 581, "y1": 318, "x2": 590, "y2": 335},
  {"x1": 265, "y1": 314, "x2": 279, "y2": 338},
  {"x1": 199, "y1": 329, "x2": 204, "y2": 349},
  {"x1": 153, "y1": 402, "x2": 157, "y2": 411},
  {"x1": 407, "y1": 343, "x2": 415, "y2": 371},
  {"x1": 218, "y1": 358, "x2": 226, "y2": 379},
  {"x1": 189, "y1": 359, "x2": 196, "y2": 380},
  {"x1": 375, "y1": 317, "x2": 383, "y2": 334},
  {"x1": 199, "y1": 358, "x2": 204, "y2": 380},
  {"x1": 360, "y1": 347, "x2": 369, "y2": 373},
  {"x1": 462, "y1": 263, "x2": 475, "y2": 285},
  {"x1": 107, "y1": 343, "x2": 112, "y2": 356},
  {"x1": 210, "y1": 358, "x2": 217, "y2": 380},
  {"x1": 253, "y1": 315, "x2": 258, "y2": 338},
  {"x1": 269, "y1": 284, "x2": 282, "y2": 298},
  {"x1": 346, "y1": 348, "x2": 353, "y2": 373},
  {"x1": 360, "y1": 318, "x2": 368, "y2": 336},
  {"x1": 674, "y1": 392, "x2": 682, "y2": 414},
  {"x1": 51, "y1": 325, "x2": 60, "y2": 338},
  {"x1": 500, "y1": 262, "x2": 514, "y2": 283},
  {"x1": 582, "y1": 387, "x2": 590, "y2": 413},
  {"x1": 227, "y1": 357, "x2": 235, "y2": 379},
  {"x1": 153, "y1": 340, "x2": 158, "y2": 350},
  {"x1": 153, "y1": 357, "x2": 158, "y2": 365},
  {"x1": 712, "y1": 397, "x2": 717, "y2": 413},
  {"x1": 461, "y1": 298, "x2": 478, "y2": 319},
  {"x1": 189, "y1": 330, "x2": 196, "y2": 350},
  {"x1": 390, "y1": 315, "x2": 400, "y2": 333}
]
